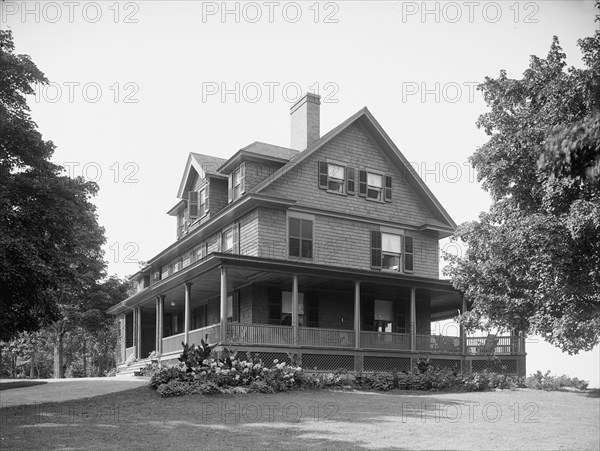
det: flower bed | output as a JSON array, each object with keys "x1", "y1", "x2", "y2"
[{"x1": 144, "y1": 343, "x2": 530, "y2": 398}]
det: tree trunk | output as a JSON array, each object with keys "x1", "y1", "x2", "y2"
[
  {"x1": 30, "y1": 352, "x2": 36, "y2": 378},
  {"x1": 53, "y1": 335, "x2": 64, "y2": 378},
  {"x1": 82, "y1": 336, "x2": 87, "y2": 377}
]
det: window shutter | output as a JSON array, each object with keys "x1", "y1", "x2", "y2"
[
  {"x1": 204, "y1": 188, "x2": 210, "y2": 215},
  {"x1": 318, "y1": 161, "x2": 328, "y2": 189},
  {"x1": 359, "y1": 170, "x2": 367, "y2": 197},
  {"x1": 384, "y1": 175, "x2": 392, "y2": 202},
  {"x1": 188, "y1": 191, "x2": 199, "y2": 219},
  {"x1": 228, "y1": 174, "x2": 233, "y2": 203},
  {"x1": 233, "y1": 223, "x2": 240, "y2": 254},
  {"x1": 404, "y1": 235, "x2": 414, "y2": 272},
  {"x1": 371, "y1": 230, "x2": 382, "y2": 269},
  {"x1": 347, "y1": 168, "x2": 356, "y2": 195},
  {"x1": 240, "y1": 162, "x2": 246, "y2": 194}
]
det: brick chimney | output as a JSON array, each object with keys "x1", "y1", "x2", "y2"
[{"x1": 290, "y1": 92, "x2": 321, "y2": 150}]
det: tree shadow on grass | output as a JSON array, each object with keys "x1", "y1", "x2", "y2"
[{"x1": 0, "y1": 381, "x2": 48, "y2": 391}]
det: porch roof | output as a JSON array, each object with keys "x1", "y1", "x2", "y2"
[{"x1": 107, "y1": 253, "x2": 460, "y2": 315}]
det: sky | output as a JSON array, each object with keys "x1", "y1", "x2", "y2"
[{"x1": 2, "y1": 0, "x2": 598, "y2": 386}]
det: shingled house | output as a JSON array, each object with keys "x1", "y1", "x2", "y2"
[{"x1": 108, "y1": 93, "x2": 526, "y2": 375}]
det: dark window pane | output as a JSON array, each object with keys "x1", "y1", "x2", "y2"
[
  {"x1": 382, "y1": 254, "x2": 400, "y2": 271},
  {"x1": 289, "y1": 218, "x2": 300, "y2": 238},
  {"x1": 301, "y1": 219, "x2": 313, "y2": 239},
  {"x1": 301, "y1": 240, "x2": 313, "y2": 259},
  {"x1": 289, "y1": 238, "x2": 300, "y2": 257}
]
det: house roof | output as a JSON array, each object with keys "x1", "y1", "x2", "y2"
[
  {"x1": 218, "y1": 141, "x2": 299, "y2": 173},
  {"x1": 250, "y1": 107, "x2": 457, "y2": 231},
  {"x1": 176, "y1": 153, "x2": 227, "y2": 198}
]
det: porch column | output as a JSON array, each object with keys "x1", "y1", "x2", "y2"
[
  {"x1": 184, "y1": 282, "x2": 192, "y2": 344},
  {"x1": 220, "y1": 267, "x2": 228, "y2": 342},
  {"x1": 135, "y1": 306, "x2": 142, "y2": 359},
  {"x1": 354, "y1": 281, "x2": 360, "y2": 349},
  {"x1": 155, "y1": 297, "x2": 161, "y2": 353},
  {"x1": 410, "y1": 288, "x2": 416, "y2": 351},
  {"x1": 292, "y1": 275, "x2": 299, "y2": 346},
  {"x1": 460, "y1": 294, "x2": 467, "y2": 355},
  {"x1": 158, "y1": 295, "x2": 165, "y2": 355}
]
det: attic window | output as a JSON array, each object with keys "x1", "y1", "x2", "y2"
[{"x1": 228, "y1": 163, "x2": 246, "y2": 203}]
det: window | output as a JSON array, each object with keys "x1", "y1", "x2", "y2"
[
  {"x1": 222, "y1": 229, "x2": 234, "y2": 253},
  {"x1": 359, "y1": 170, "x2": 392, "y2": 202},
  {"x1": 177, "y1": 209, "x2": 188, "y2": 237},
  {"x1": 194, "y1": 243, "x2": 207, "y2": 262},
  {"x1": 367, "y1": 172, "x2": 383, "y2": 201},
  {"x1": 282, "y1": 291, "x2": 305, "y2": 326},
  {"x1": 318, "y1": 161, "x2": 352, "y2": 195},
  {"x1": 199, "y1": 189, "x2": 208, "y2": 217},
  {"x1": 288, "y1": 217, "x2": 313, "y2": 259},
  {"x1": 327, "y1": 164, "x2": 345, "y2": 193},
  {"x1": 381, "y1": 233, "x2": 401, "y2": 270},
  {"x1": 228, "y1": 163, "x2": 245, "y2": 203},
  {"x1": 221, "y1": 224, "x2": 239, "y2": 253},
  {"x1": 371, "y1": 230, "x2": 412, "y2": 272}
]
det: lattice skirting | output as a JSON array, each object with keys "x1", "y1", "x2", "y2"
[
  {"x1": 430, "y1": 359, "x2": 461, "y2": 372},
  {"x1": 363, "y1": 356, "x2": 411, "y2": 373},
  {"x1": 302, "y1": 354, "x2": 355, "y2": 371},
  {"x1": 471, "y1": 359, "x2": 518, "y2": 374}
]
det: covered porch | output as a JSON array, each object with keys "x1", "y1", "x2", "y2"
[{"x1": 112, "y1": 253, "x2": 526, "y2": 375}]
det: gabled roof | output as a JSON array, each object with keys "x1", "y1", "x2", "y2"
[
  {"x1": 176, "y1": 153, "x2": 227, "y2": 198},
  {"x1": 251, "y1": 107, "x2": 457, "y2": 231},
  {"x1": 218, "y1": 141, "x2": 299, "y2": 173}
]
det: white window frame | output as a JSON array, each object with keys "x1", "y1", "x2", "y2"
[
  {"x1": 326, "y1": 161, "x2": 346, "y2": 194},
  {"x1": 366, "y1": 171, "x2": 384, "y2": 202},
  {"x1": 221, "y1": 228, "x2": 234, "y2": 253}
]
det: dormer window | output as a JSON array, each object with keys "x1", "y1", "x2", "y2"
[
  {"x1": 188, "y1": 188, "x2": 209, "y2": 221},
  {"x1": 228, "y1": 163, "x2": 246, "y2": 203}
]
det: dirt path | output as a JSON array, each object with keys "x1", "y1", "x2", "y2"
[{"x1": 0, "y1": 377, "x2": 147, "y2": 407}]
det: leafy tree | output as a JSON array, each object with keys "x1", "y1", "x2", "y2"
[
  {"x1": 445, "y1": 28, "x2": 600, "y2": 354},
  {"x1": 0, "y1": 30, "x2": 106, "y2": 341}
]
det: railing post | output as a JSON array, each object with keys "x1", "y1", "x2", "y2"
[
  {"x1": 292, "y1": 275, "x2": 299, "y2": 346},
  {"x1": 410, "y1": 288, "x2": 416, "y2": 351},
  {"x1": 354, "y1": 281, "x2": 360, "y2": 350},
  {"x1": 184, "y1": 282, "x2": 192, "y2": 345},
  {"x1": 220, "y1": 267, "x2": 228, "y2": 343}
]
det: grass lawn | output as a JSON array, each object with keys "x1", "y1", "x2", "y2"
[{"x1": 1, "y1": 385, "x2": 598, "y2": 450}]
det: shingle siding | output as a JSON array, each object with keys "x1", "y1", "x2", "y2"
[{"x1": 260, "y1": 122, "x2": 437, "y2": 226}]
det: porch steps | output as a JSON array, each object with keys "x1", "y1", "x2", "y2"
[{"x1": 116, "y1": 359, "x2": 150, "y2": 377}]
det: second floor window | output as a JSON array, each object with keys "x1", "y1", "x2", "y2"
[
  {"x1": 371, "y1": 231, "x2": 414, "y2": 272},
  {"x1": 381, "y1": 233, "x2": 401, "y2": 270},
  {"x1": 222, "y1": 229, "x2": 234, "y2": 252},
  {"x1": 289, "y1": 217, "x2": 313, "y2": 259}
]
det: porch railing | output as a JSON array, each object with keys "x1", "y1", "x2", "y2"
[
  {"x1": 226, "y1": 323, "x2": 294, "y2": 346},
  {"x1": 299, "y1": 327, "x2": 355, "y2": 348},
  {"x1": 162, "y1": 332, "x2": 185, "y2": 354},
  {"x1": 189, "y1": 324, "x2": 221, "y2": 346},
  {"x1": 466, "y1": 336, "x2": 521, "y2": 355},
  {"x1": 416, "y1": 334, "x2": 461, "y2": 354},
  {"x1": 360, "y1": 331, "x2": 410, "y2": 350}
]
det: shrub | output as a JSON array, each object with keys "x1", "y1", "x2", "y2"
[
  {"x1": 525, "y1": 370, "x2": 588, "y2": 391},
  {"x1": 149, "y1": 365, "x2": 191, "y2": 389},
  {"x1": 156, "y1": 380, "x2": 196, "y2": 398},
  {"x1": 139, "y1": 362, "x2": 161, "y2": 377},
  {"x1": 249, "y1": 380, "x2": 275, "y2": 394},
  {"x1": 179, "y1": 340, "x2": 215, "y2": 372}
]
